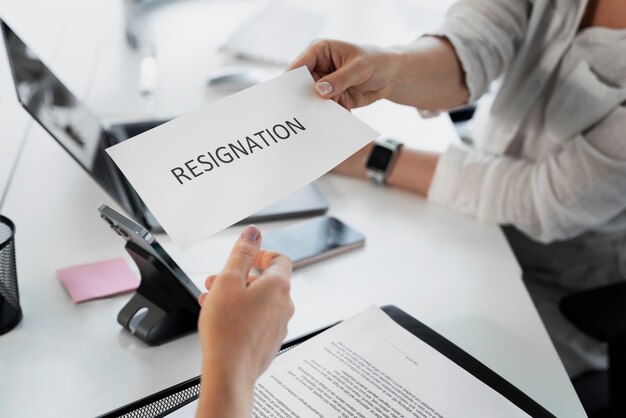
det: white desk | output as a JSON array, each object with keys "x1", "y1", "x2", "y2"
[{"x1": 0, "y1": 1, "x2": 585, "y2": 417}]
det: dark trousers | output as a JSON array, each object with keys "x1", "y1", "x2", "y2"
[{"x1": 502, "y1": 226, "x2": 626, "y2": 377}]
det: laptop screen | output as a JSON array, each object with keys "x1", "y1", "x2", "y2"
[{"x1": 1, "y1": 20, "x2": 132, "y2": 210}]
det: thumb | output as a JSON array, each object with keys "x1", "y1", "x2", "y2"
[
  {"x1": 314, "y1": 62, "x2": 363, "y2": 100},
  {"x1": 219, "y1": 225, "x2": 262, "y2": 288}
]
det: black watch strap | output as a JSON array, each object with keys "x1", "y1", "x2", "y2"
[{"x1": 366, "y1": 138, "x2": 403, "y2": 186}]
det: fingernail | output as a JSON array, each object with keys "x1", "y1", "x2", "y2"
[
  {"x1": 241, "y1": 225, "x2": 260, "y2": 241},
  {"x1": 315, "y1": 81, "x2": 334, "y2": 96}
]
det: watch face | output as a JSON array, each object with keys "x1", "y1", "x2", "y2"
[{"x1": 366, "y1": 145, "x2": 394, "y2": 171}]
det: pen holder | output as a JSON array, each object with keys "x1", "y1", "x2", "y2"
[{"x1": 0, "y1": 215, "x2": 22, "y2": 335}]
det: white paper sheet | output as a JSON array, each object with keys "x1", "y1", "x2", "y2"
[
  {"x1": 164, "y1": 307, "x2": 534, "y2": 418},
  {"x1": 106, "y1": 67, "x2": 378, "y2": 248}
]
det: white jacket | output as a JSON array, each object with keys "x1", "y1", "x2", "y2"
[{"x1": 428, "y1": 0, "x2": 626, "y2": 243}]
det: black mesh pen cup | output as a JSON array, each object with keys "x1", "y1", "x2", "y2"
[{"x1": 0, "y1": 215, "x2": 21, "y2": 335}]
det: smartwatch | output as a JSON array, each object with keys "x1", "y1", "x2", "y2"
[{"x1": 365, "y1": 138, "x2": 403, "y2": 186}]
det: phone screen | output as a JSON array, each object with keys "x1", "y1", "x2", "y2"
[{"x1": 262, "y1": 216, "x2": 365, "y2": 268}]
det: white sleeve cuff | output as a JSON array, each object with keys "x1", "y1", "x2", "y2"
[{"x1": 427, "y1": 144, "x2": 490, "y2": 216}]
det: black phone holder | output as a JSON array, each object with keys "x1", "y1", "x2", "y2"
[{"x1": 118, "y1": 241, "x2": 200, "y2": 346}]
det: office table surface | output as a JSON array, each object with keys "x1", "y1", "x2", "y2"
[
  {"x1": 0, "y1": 124, "x2": 584, "y2": 418},
  {"x1": 0, "y1": 0, "x2": 584, "y2": 417}
]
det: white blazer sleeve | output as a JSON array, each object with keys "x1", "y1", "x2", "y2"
[
  {"x1": 436, "y1": 0, "x2": 531, "y2": 102},
  {"x1": 428, "y1": 106, "x2": 626, "y2": 243}
]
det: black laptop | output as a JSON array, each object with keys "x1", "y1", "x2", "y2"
[{"x1": 1, "y1": 19, "x2": 328, "y2": 232}]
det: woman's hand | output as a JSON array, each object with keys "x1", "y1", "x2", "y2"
[
  {"x1": 288, "y1": 37, "x2": 468, "y2": 112},
  {"x1": 333, "y1": 142, "x2": 440, "y2": 197},
  {"x1": 196, "y1": 225, "x2": 294, "y2": 418},
  {"x1": 287, "y1": 39, "x2": 404, "y2": 110},
  {"x1": 332, "y1": 142, "x2": 373, "y2": 179}
]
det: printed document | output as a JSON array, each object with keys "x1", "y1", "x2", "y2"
[
  {"x1": 106, "y1": 67, "x2": 378, "y2": 248},
  {"x1": 167, "y1": 307, "x2": 532, "y2": 418}
]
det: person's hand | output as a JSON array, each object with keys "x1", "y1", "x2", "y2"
[
  {"x1": 333, "y1": 142, "x2": 440, "y2": 197},
  {"x1": 332, "y1": 142, "x2": 373, "y2": 179},
  {"x1": 196, "y1": 225, "x2": 294, "y2": 418},
  {"x1": 287, "y1": 39, "x2": 403, "y2": 109},
  {"x1": 289, "y1": 37, "x2": 469, "y2": 112}
]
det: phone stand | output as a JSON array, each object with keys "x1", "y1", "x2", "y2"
[{"x1": 118, "y1": 241, "x2": 200, "y2": 346}]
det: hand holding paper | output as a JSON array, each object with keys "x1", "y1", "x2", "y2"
[{"x1": 107, "y1": 66, "x2": 379, "y2": 248}]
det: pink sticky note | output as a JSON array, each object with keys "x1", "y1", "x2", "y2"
[{"x1": 57, "y1": 258, "x2": 140, "y2": 303}]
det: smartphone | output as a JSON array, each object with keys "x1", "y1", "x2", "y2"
[
  {"x1": 262, "y1": 216, "x2": 365, "y2": 269},
  {"x1": 98, "y1": 204, "x2": 201, "y2": 301}
]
